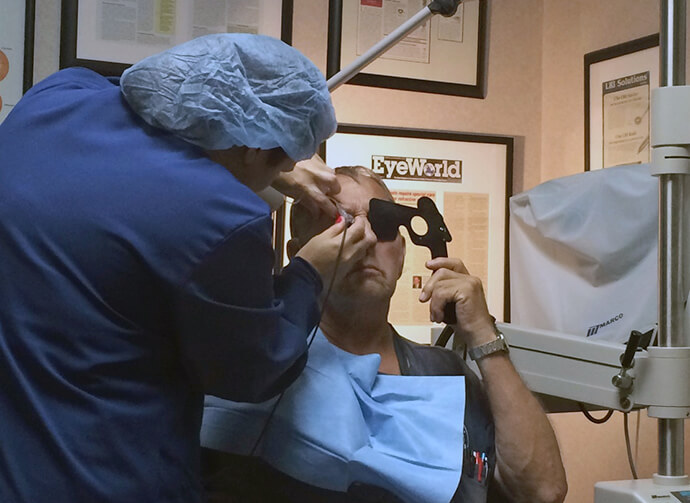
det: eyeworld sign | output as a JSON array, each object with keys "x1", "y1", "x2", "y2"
[{"x1": 371, "y1": 155, "x2": 462, "y2": 182}]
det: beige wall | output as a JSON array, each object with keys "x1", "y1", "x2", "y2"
[
  {"x1": 540, "y1": 0, "x2": 662, "y2": 182},
  {"x1": 551, "y1": 410, "x2": 690, "y2": 503},
  {"x1": 29, "y1": 1, "x2": 690, "y2": 503}
]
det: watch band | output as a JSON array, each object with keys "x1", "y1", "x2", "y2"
[{"x1": 468, "y1": 328, "x2": 509, "y2": 361}]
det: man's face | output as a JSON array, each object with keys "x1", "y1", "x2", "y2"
[{"x1": 308, "y1": 175, "x2": 405, "y2": 303}]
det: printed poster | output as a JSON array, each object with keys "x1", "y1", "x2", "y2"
[
  {"x1": 325, "y1": 130, "x2": 508, "y2": 344},
  {"x1": 75, "y1": 0, "x2": 283, "y2": 65},
  {"x1": 602, "y1": 71, "x2": 650, "y2": 168}
]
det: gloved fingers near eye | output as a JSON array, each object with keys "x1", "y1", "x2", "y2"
[{"x1": 272, "y1": 154, "x2": 341, "y2": 219}]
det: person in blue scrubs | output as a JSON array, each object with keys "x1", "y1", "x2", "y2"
[
  {"x1": 0, "y1": 34, "x2": 375, "y2": 503},
  {"x1": 200, "y1": 167, "x2": 568, "y2": 503}
]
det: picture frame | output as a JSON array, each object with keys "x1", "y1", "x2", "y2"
[
  {"x1": 327, "y1": 0, "x2": 487, "y2": 97},
  {"x1": 278, "y1": 124, "x2": 512, "y2": 344},
  {"x1": 584, "y1": 34, "x2": 659, "y2": 171},
  {"x1": 60, "y1": 0, "x2": 294, "y2": 76},
  {"x1": 0, "y1": 0, "x2": 35, "y2": 124}
]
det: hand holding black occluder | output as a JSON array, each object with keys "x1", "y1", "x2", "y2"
[{"x1": 368, "y1": 197, "x2": 457, "y2": 324}]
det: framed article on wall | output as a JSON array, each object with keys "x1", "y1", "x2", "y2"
[
  {"x1": 585, "y1": 34, "x2": 659, "y2": 171},
  {"x1": 327, "y1": 0, "x2": 487, "y2": 97},
  {"x1": 0, "y1": 0, "x2": 35, "y2": 124},
  {"x1": 277, "y1": 125, "x2": 513, "y2": 344},
  {"x1": 60, "y1": 0, "x2": 294, "y2": 76}
]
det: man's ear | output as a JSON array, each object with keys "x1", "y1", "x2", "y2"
[
  {"x1": 286, "y1": 238, "x2": 302, "y2": 260},
  {"x1": 396, "y1": 235, "x2": 406, "y2": 280}
]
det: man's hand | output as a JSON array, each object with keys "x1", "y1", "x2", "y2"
[
  {"x1": 272, "y1": 154, "x2": 341, "y2": 219},
  {"x1": 296, "y1": 215, "x2": 377, "y2": 285},
  {"x1": 419, "y1": 257, "x2": 496, "y2": 348}
]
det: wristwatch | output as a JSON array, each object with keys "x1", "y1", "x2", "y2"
[{"x1": 468, "y1": 326, "x2": 509, "y2": 361}]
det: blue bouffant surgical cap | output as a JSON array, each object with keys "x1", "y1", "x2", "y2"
[{"x1": 120, "y1": 33, "x2": 337, "y2": 161}]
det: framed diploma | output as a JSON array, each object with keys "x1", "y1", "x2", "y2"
[
  {"x1": 60, "y1": 0, "x2": 294, "y2": 76},
  {"x1": 277, "y1": 125, "x2": 512, "y2": 343},
  {"x1": 0, "y1": 0, "x2": 35, "y2": 124},
  {"x1": 585, "y1": 34, "x2": 659, "y2": 171},
  {"x1": 327, "y1": 0, "x2": 487, "y2": 97}
]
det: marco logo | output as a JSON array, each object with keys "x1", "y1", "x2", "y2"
[{"x1": 587, "y1": 313, "x2": 624, "y2": 337}]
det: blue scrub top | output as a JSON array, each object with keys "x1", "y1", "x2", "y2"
[{"x1": 0, "y1": 68, "x2": 321, "y2": 502}]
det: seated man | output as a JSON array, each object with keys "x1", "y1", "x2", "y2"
[{"x1": 200, "y1": 166, "x2": 567, "y2": 503}]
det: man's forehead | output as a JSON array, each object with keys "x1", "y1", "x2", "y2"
[{"x1": 334, "y1": 175, "x2": 389, "y2": 212}]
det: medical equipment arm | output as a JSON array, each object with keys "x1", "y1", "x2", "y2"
[
  {"x1": 499, "y1": 324, "x2": 690, "y2": 416},
  {"x1": 327, "y1": 0, "x2": 462, "y2": 92}
]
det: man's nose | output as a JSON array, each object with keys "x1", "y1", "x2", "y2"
[{"x1": 362, "y1": 222, "x2": 378, "y2": 255}]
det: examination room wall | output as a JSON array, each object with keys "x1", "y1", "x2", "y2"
[{"x1": 28, "y1": 1, "x2": 690, "y2": 503}]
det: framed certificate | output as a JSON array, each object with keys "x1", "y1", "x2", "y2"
[
  {"x1": 327, "y1": 0, "x2": 487, "y2": 97},
  {"x1": 0, "y1": 0, "x2": 35, "y2": 124},
  {"x1": 277, "y1": 125, "x2": 512, "y2": 343},
  {"x1": 60, "y1": 0, "x2": 294, "y2": 76},
  {"x1": 585, "y1": 34, "x2": 659, "y2": 171}
]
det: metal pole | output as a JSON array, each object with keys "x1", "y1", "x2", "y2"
[
  {"x1": 658, "y1": 0, "x2": 687, "y2": 478},
  {"x1": 327, "y1": 7, "x2": 434, "y2": 92},
  {"x1": 659, "y1": 419, "x2": 685, "y2": 475}
]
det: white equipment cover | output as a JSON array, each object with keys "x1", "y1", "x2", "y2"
[{"x1": 509, "y1": 164, "x2": 658, "y2": 342}]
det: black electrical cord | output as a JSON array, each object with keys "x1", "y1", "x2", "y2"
[
  {"x1": 623, "y1": 412, "x2": 639, "y2": 479},
  {"x1": 434, "y1": 325, "x2": 455, "y2": 348},
  {"x1": 578, "y1": 403, "x2": 614, "y2": 424},
  {"x1": 434, "y1": 326, "x2": 467, "y2": 360},
  {"x1": 249, "y1": 225, "x2": 349, "y2": 456}
]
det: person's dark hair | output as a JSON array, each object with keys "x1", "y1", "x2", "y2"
[{"x1": 289, "y1": 165, "x2": 393, "y2": 244}]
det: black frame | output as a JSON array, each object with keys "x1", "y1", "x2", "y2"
[
  {"x1": 23, "y1": 0, "x2": 35, "y2": 92},
  {"x1": 60, "y1": 0, "x2": 294, "y2": 76},
  {"x1": 584, "y1": 33, "x2": 659, "y2": 171},
  {"x1": 276, "y1": 124, "x2": 513, "y2": 321},
  {"x1": 326, "y1": 0, "x2": 488, "y2": 97}
]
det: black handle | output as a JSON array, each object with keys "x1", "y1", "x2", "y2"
[
  {"x1": 428, "y1": 230, "x2": 456, "y2": 325},
  {"x1": 368, "y1": 197, "x2": 455, "y2": 323},
  {"x1": 621, "y1": 330, "x2": 643, "y2": 369},
  {"x1": 428, "y1": 0, "x2": 462, "y2": 17},
  {"x1": 443, "y1": 302, "x2": 457, "y2": 325}
]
